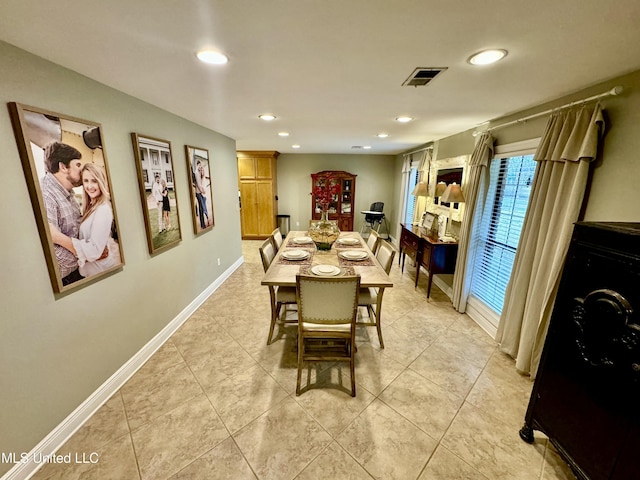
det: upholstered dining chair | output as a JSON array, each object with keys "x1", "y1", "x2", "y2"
[
  {"x1": 358, "y1": 240, "x2": 396, "y2": 348},
  {"x1": 271, "y1": 227, "x2": 284, "y2": 251},
  {"x1": 366, "y1": 229, "x2": 380, "y2": 254},
  {"x1": 295, "y1": 274, "x2": 360, "y2": 397},
  {"x1": 259, "y1": 238, "x2": 297, "y2": 344}
]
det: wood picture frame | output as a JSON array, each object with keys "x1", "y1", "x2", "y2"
[
  {"x1": 131, "y1": 133, "x2": 182, "y2": 254},
  {"x1": 185, "y1": 145, "x2": 214, "y2": 235},
  {"x1": 8, "y1": 102, "x2": 124, "y2": 293}
]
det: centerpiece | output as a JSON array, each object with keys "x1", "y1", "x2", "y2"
[{"x1": 309, "y1": 174, "x2": 341, "y2": 250}]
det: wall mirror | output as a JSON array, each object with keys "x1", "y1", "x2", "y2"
[{"x1": 426, "y1": 154, "x2": 469, "y2": 222}]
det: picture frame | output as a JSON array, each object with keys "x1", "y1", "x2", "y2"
[
  {"x1": 422, "y1": 211, "x2": 436, "y2": 230},
  {"x1": 131, "y1": 133, "x2": 182, "y2": 254},
  {"x1": 185, "y1": 145, "x2": 214, "y2": 235},
  {"x1": 8, "y1": 102, "x2": 125, "y2": 293}
]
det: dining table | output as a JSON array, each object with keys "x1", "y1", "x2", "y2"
[{"x1": 261, "y1": 230, "x2": 394, "y2": 289}]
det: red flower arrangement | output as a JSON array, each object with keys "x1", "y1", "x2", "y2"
[{"x1": 311, "y1": 174, "x2": 341, "y2": 212}]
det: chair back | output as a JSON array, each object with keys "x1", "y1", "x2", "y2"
[
  {"x1": 271, "y1": 228, "x2": 283, "y2": 251},
  {"x1": 296, "y1": 275, "x2": 360, "y2": 327},
  {"x1": 259, "y1": 238, "x2": 276, "y2": 273},
  {"x1": 365, "y1": 202, "x2": 384, "y2": 224},
  {"x1": 376, "y1": 240, "x2": 396, "y2": 275},
  {"x1": 366, "y1": 229, "x2": 380, "y2": 253}
]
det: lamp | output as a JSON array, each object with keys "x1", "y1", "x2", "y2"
[
  {"x1": 434, "y1": 181, "x2": 447, "y2": 198},
  {"x1": 411, "y1": 181, "x2": 428, "y2": 197},
  {"x1": 410, "y1": 181, "x2": 429, "y2": 226},
  {"x1": 440, "y1": 182, "x2": 465, "y2": 239}
]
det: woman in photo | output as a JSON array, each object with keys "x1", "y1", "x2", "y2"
[
  {"x1": 50, "y1": 163, "x2": 121, "y2": 277},
  {"x1": 161, "y1": 178, "x2": 171, "y2": 231}
]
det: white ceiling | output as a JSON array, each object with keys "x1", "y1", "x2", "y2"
[{"x1": 2, "y1": 0, "x2": 640, "y2": 155}]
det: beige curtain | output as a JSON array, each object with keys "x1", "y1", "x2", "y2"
[
  {"x1": 496, "y1": 104, "x2": 605, "y2": 378},
  {"x1": 451, "y1": 132, "x2": 494, "y2": 312},
  {"x1": 412, "y1": 149, "x2": 432, "y2": 224}
]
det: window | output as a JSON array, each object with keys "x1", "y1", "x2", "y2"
[
  {"x1": 467, "y1": 140, "x2": 537, "y2": 327},
  {"x1": 403, "y1": 165, "x2": 419, "y2": 224}
]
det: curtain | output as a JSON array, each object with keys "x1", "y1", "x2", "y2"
[
  {"x1": 495, "y1": 104, "x2": 605, "y2": 378},
  {"x1": 412, "y1": 149, "x2": 432, "y2": 224},
  {"x1": 451, "y1": 132, "x2": 494, "y2": 312}
]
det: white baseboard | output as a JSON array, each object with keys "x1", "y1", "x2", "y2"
[
  {"x1": 465, "y1": 299, "x2": 498, "y2": 340},
  {"x1": 2, "y1": 257, "x2": 244, "y2": 480}
]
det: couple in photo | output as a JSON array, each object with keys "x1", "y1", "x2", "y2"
[{"x1": 42, "y1": 141, "x2": 121, "y2": 286}]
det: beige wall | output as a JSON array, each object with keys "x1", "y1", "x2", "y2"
[
  {"x1": 0, "y1": 41, "x2": 241, "y2": 474},
  {"x1": 276, "y1": 153, "x2": 397, "y2": 233}
]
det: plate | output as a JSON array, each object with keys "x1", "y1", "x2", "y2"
[
  {"x1": 339, "y1": 250, "x2": 368, "y2": 261},
  {"x1": 311, "y1": 265, "x2": 341, "y2": 276},
  {"x1": 292, "y1": 236, "x2": 313, "y2": 244},
  {"x1": 337, "y1": 237, "x2": 359, "y2": 245},
  {"x1": 282, "y1": 249, "x2": 309, "y2": 260}
]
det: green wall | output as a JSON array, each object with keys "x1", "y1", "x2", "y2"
[
  {"x1": 419, "y1": 70, "x2": 640, "y2": 223},
  {"x1": 0, "y1": 41, "x2": 241, "y2": 475}
]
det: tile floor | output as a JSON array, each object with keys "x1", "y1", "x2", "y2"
[{"x1": 31, "y1": 240, "x2": 577, "y2": 480}]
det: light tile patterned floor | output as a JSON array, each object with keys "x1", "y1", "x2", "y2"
[{"x1": 31, "y1": 240, "x2": 577, "y2": 480}]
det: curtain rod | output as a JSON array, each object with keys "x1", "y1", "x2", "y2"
[
  {"x1": 473, "y1": 86, "x2": 623, "y2": 137},
  {"x1": 403, "y1": 145, "x2": 433, "y2": 156}
]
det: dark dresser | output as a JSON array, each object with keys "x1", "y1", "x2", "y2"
[
  {"x1": 520, "y1": 222, "x2": 640, "y2": 480},
  {"x1": 399, "y1": 223, "x2": 458, "y2": 298}
]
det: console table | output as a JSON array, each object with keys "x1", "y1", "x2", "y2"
[{"x1": 399, "y1": 223, "x2": 458, "y2": 298}]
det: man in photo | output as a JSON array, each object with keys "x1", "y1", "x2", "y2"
[{"x1": 41, "y1": 141, "x2": 84, "y2": 285}]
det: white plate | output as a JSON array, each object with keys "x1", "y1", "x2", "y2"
[
  {"x1": 337, "y1": 237, "x2": 359, "y2": 245},
  {"x1": 292, "y1": 236, "x2": 313, "y2": 244},
  {"x1": 339, "y1": 250, "x2": 368, "y2": 260},
  {"x1": 311, "y1": 265, "x2": 341, "y2": 276},
  {"x1": 282, "y1": 249, "x2": 309, "y2": 260}
]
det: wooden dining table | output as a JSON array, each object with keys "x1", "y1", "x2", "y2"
[{"x1": 261, "y1": 230, "x2": 394, "y2": 289}]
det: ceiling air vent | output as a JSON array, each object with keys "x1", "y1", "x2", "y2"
[{"x1": 402, "y1": 67, "x2": 447, "y2": 87}]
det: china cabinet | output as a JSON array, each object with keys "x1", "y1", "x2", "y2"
[{"x1": 311, "y1": 171, "x2": 356, "y2": 231}]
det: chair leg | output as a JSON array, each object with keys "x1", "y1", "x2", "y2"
[
  {"x1": 375, "y1": 291, "x2": 385, "y2": 348},
  {"x1": 350, "y1": 341, "x2": 356, "y2": 397},
  {"x1": 267, "y1": 302, "x2": 281, "y2": 345},
  {"x1": 296, "y1": 334, "x2": 303, "y2": 395}
]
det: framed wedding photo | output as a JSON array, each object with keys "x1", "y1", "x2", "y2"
[
  {"x1": 131, "y1": 133, "x2": 182, "y2": 255},
  {"x1": 185, "y1": 145, "x2": 214, "y2": 235},
  {"x1": 8, "y1": 102, "x2": 125, "y2": 294}
]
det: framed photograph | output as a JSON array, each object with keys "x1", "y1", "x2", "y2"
[
  {"x1": 185, "y1": 145, "x2": 214, "y2": 235},
  {"x1": 8, "y1": 102, "x2": 124, "y2": 293},
  {"x1": 131, "y1": 133, "x2": 182, "y2": 254},
  {"x1": 422, "y1": 212, "x2": 436, "y2": 230}
]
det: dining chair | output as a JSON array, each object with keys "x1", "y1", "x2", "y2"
[
  {"x1": 366, "y1": 229, "x2": 380, "y2": 254},
  {"x1": 358, "y1": 239, "x2": 396, "y2": 348},
  {"x1": 271, "y1": 227, "x2": 284, "y2": 251},
  {"x1": 259, "y1": 238, "x2": 297, "y2": 344},
  {"x1": 295, "y1": 274, "x2": 360, "y2": 397}
]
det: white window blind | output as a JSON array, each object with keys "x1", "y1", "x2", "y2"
[
  {"x1": 469, "y1": 153, "x2": 536, "y2": 314},
  {"x1": 403, "y1": 166, "x2": 420, "y2": 224}
]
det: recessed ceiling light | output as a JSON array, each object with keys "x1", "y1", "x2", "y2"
[
  {"x1": 278, "y1": 132, "x2": 289, "y2": 137},
  {"x1": 196, "y1": 50, "x2": 228, "y2": 65},
  {"x1": 467, "y1": 49, "x2": 508, "y2": 66},
  {"x1": 396, "y1": 116, "x2": 413, "y2": 123},
  {"x1": 292, "y1": 144, "x2": 301, "y2": 149},
  {"x1": 258, "y1": 114, "x2": 276, "y2": 121},
  {"x1": 363, "y1": 146, "x2": 372, "y2": 150},
  {"x1": 377, "y1": 133, "x2": 389, "y2": 138}
]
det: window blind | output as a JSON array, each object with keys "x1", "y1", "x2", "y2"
[
  {"x1": 404, "y1": 167, "x2": 419, "y2": 224},
  {"x1": 469, "y1": 154, "x2": 536, "y2": 313}
]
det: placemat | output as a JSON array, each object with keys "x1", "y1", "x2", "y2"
[
  {"x1": 338, "y1": 256, "x2": 375, "y2": 267},
  {"x1": 286, "y1": 239, "x2": 315, "y2": 248},
  {"x1": 334, "y1": 240, "x2": 363, "y2": 248},
  {"x1": 277, "y1": 250, "x2": 314, "y2": 265},
  {"x1": 299, "y1": 266, "x2": 356, "y2": 277}
]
